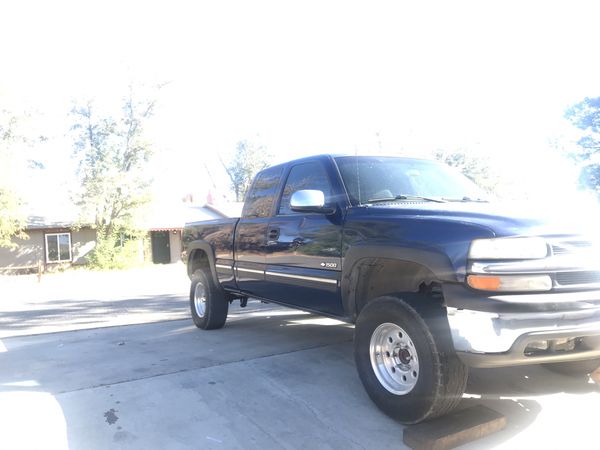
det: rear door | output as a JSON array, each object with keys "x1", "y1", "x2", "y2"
[
  {"x1": 264, "y1": 159, "x2": 345, "y2": 315},
  {"x1": 233, "y1": 165, "x2": 283, "y2": 298}
]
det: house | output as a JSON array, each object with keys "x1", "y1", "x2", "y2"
[
  {"x1": 0, "y1": 215, "x2": 96, "y2": 273},
  {"x1": 144, "y1": 202, "x2": 242, "y2": 264},
  {"x1": 0, "y1": 201, "x2": 243, "y2": 272}
]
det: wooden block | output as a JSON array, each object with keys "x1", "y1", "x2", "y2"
[{"x1": 403, "y1": 405, "x2": 507, "y2": 450}]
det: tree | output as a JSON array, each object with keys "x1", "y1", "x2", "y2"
[
  {"x1": 0, "y1": 110, "x2": 27, "y2": 248},
  {"x1": 433, "y1": 149, "x2": 498, "y2": 194},
  {"x1": 221, "y1": 140, "x2": 271, "y2": 201},
  {"x1": 70, "y1": 86, "x2": 160, "y2": 267},
  {"x1": 565, "y1": 97, "x2": 600, "y2": 198},
  {"x1": 565, "y1": 97, "x2": 600, "y2": 161}
]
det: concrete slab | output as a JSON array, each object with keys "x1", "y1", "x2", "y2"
[
  {"x1": 0, "y1": 264, "x2": 192, "y2": 338},
  {"x1": 1, "y1": 305, "x2": 599, "y2": 450}
]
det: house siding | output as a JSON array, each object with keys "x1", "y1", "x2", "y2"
[
  {"x1": 0, "y1": 227, "x2": 97, "y2": 270},
  {"x1": 0, "y1": 231, "x2": 45, "y2": 269},
  {"x1": 71, "y1": 228, "x2": 97, "y2": 265},
  {"x1": 169, "y1": 230, "x2": 182, "y2": 263}
]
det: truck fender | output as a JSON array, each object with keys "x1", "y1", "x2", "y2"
[
  {"x1": 186, "y1": 240, "x2": 220, "y2": 287},
  {"x1": 341, "y1": 244, "x2": 457, "y2": 320}
]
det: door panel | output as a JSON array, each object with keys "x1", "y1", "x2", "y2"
[
  {"x1": 151, "y1": 231, "x2": 171, "y2": 264},
  {"x1": 232, "y1": 165, "x2": 283, "y2": 297},
  {"x1": 233, "y1": 219, "x2": 268, "y2": 297},
  {"x1": 265, "y1": 214, "x2": 343, "y2": 315},
  {"x1": 263, "y1": 160, "x2": 344, "y2": 316}
]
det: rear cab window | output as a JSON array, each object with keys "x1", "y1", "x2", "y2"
[{"x1": 242, "y1": 166, "x2": 283, "y2": 218}]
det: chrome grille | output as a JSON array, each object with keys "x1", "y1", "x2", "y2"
[
  {"x1": 555, "y1": 271, "x2": 600, "y2": 286},
  {"x1": 551, "y1": 240, "x2": 594, "y2": 255}
]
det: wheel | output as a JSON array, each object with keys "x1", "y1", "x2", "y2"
[
  {"x1": 354, "y1": 296, "x2": 468, "y2": 424},
  {"x1": 544, "y1": 358, "x2": 600, "y2": 376},
  {"x1": 190, "y1": 269, "x2": 228, "y2": 330}
]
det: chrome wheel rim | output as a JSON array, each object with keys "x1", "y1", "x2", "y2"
[
  {"x1": 369, "y1": 322, "x2": 419, "y2": 395},
  {"x1": 194, "y1": 282, "x2": 207, "y2": 318}
]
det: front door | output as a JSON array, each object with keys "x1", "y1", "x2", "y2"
[
  {"x1": 265, "y1": 160, "x2": 344, "y2": 315},
  {"x1": 151, "y1": 231, "x2": 171, "y2": 264}
]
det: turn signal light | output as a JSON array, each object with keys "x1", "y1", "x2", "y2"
[
  {"x1": 467, "y1": 275, "x2": 502, "y2": 291},
  {"x1": 467, "y1": 274, "x2": 552, "y2": 292}
]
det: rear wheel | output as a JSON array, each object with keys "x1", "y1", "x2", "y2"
[
  {"x1": 190, "y1": 269, "x2": 228, "y2": 330},
  {"x1": 354, "y1": 296, "x2": 468, "y2": 424}
]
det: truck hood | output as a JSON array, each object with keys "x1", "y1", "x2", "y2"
[{"x1": 368, "y1": 200, "x2": 600, "y2": 239}]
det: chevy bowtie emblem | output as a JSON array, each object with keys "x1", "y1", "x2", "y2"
[{"x1": 320, "y1": 262, "x2": 338, "y2": 268}]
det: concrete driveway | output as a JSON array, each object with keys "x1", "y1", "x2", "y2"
[{"x1": 0, "y1": 265, "x2": 599, "y2": 449}]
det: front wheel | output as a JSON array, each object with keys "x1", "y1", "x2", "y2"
[
  {"x1": 354, "y1": 296, "x2": 468, "y2": 424},
  {"x1": 190, "y1": 269, "x2": 228, "y2": 330}
]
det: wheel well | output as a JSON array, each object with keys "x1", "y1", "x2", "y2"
[
  {"x1": 188, "y1": 249, "x2": 210, "y2": 277},
  {"x1": 351, "y1": 257, "x2": 444, "y2": 317}
]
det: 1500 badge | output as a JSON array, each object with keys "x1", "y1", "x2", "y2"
[{"x1": 320, "y1": 262, "x2": 338, "y2": 268}]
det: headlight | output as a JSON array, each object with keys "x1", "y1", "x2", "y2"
[{"x1": 469, "y1": 237, "x2": 548, "y2": 260}]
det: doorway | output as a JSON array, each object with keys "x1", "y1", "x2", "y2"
[{"x1": 151, "y1": 231, "x2": 171, "y2": 264}]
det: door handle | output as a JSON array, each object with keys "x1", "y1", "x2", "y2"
[{"x1": 268, "y1": 228, "x2": 280, "y2": 240}]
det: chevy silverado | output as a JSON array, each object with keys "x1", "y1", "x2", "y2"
[{"x1": 182, "y1": 154, "x2": 600, "y2": 424}]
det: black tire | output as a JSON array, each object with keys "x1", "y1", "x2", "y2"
[
  {"x1": 190, "y1": 269, "x2": 228, "y2": 330},
  {"x1": 354, "y1": 296, "x2": 468, "y2": 424},
  {"x1": 544, "y1": 358, "x2": 600, "y2": 376}
]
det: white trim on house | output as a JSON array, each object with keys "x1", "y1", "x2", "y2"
[{"x1": 45, "y1": 232, "x2": 72, "y2": 263}]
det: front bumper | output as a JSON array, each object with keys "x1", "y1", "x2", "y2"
[{"x1": 444, "y1": 285, "x2": 600, "y2": 368}]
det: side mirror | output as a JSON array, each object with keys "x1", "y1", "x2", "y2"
[{"x1": 290, "y1": 190, "x2": 335, "y2": 214}]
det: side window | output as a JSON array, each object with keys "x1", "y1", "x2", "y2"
[
  {"x1": 278, "y1": 161, "x2": 332, "y2": 215},
  {"x1": 242, "y1": 166, "x2": 283, "y2": 219},
  {"x1": 45, "y1": 232, "x2": 72, "y2": 263}
]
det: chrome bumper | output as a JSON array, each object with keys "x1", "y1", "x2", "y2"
[{"x1": 447, "y1": 306, "x2": 600, "y2": 368}]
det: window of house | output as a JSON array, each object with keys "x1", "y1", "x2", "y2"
[
  {"x1": 278, "y1": 161, "x2": 332, "y2": 215},
  {"x1": 45, "y1": 232, "x2": 72, "y2": 263}
]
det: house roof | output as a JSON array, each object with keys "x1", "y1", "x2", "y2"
[
  {"x1": 24, "y1": 201, "x2": 81, "y2": 230},
  {"x1": 144, "y1": 202, "x2": 241, "y2": 231},
  {"x1": 22, "y1": 193, "x2": 244, "y2": 231}
]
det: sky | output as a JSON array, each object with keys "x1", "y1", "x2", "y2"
[{"x1": 1, "y1": 0, "x2": 600, "y2": 211}]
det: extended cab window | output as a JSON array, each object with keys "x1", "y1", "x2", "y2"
[
  {"x1": 242, "y1": 166, "x2": 283, "y2": 218},
  {"x1": 278, "y1": 161, "x2": 332, "y2": 215}
]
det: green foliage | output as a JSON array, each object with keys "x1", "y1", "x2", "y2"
[
  {"x1": 0, "y1": 188, "x2": 27, "y2": 248},
  {"x1": 578, "y1": 163, "x2": 600, "y2": 200},
  {"x1": 0, "y1": 110, "x2": 27, "y2": 248},
  {"x1": 565, "y1": 97, "x2": 600, "y2": 198},
  {"x1": 86, "y1": 228, "x2": 143, "y2": 270},
  {"x1": 70, "y1": 86, "x2": 161, "y2": 269},
  {"x1": 71, "y1": 87, "x2": 159, "y2": 228},
  {"x1": 565, "y1": 97, "x2": 600, "y2": 162},
  {"x1": 433, "y1": 149, "x2": 498, "y2": 193},
  {"x1": 221, "y1": 140, "x2": 272, "y2": 201}
]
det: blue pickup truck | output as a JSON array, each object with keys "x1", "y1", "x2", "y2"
[{"x1": 182, "y1": 154, "x2": 600, "y2": 424}]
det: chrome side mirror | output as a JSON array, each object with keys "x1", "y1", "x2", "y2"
[{"x1": 290, "y1": 190, "x2": 334, "y2": 214}]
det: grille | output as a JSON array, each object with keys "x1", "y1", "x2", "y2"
[
  {"x1": 551, "y1": 240, "x2": 593, "y2": 255},
  {"x1": 555, "y1": 271, "x2": 600, "y2": 286}
]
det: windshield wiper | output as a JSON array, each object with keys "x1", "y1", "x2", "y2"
[
  {"x1": 366, "y1": 194, "x2": 446, "y2": 204},
  {"x1": 442, "y1": 196, "x2": 489, "y2": 203}
]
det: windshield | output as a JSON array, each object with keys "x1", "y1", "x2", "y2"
[{"x1": 334, "y1": 156, "x2": 488, "y2": 204}]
